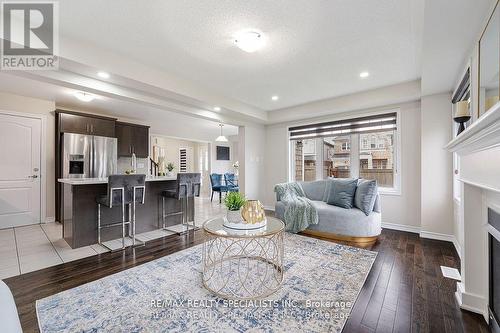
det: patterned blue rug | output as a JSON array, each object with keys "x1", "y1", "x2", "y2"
[{"x1": 36, "y1": 234, "x2": 377, "y2": 332}]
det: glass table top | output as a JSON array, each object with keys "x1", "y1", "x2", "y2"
[{"x1": 203, "y1": 216, "x2": 284, "y2": 238}]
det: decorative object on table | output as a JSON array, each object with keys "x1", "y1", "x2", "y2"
[
  {"x1": 232, "y1": 160, "x2": 239, "y2": 176},
  {"x1": 166, "y1": 162, "x2": 175, "y2": 177},
  {"x1": 157, "y1": 156, "x2": 165, "y2": 175},
  {"x1": 124, "y1": 170, "x2": 135, "y2": 175},
  {"x1": 223, "y1": 191, "x2": 245, "y2": 224},
  {"x1": 216, "y1": 145, "x2": 230, "y2": 160},
  {"x1": 215, "y1": 123, "x2": 228, "y2": 142},
  {"x1": 241, "y1": 200, "x2": 266, "y2": 225},
  {"x1": 37, "y1": 233, "x2": 376, "y2": 332},
  {"x1": 454, "y1": 100, "x2": 471, "y2": 136}
]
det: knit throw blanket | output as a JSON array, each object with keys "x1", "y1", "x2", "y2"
[{"x1": 274, "y1": 182, "x2": 318, "y2": 233}]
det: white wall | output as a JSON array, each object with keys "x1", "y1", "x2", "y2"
[
  {"x1": 211, "y1": 136, "x2": 238, "y2": 175},
  {"x1": 239, "y1": 124, "x2": 266, "y2": 201},
  {"x1": 151, "y1": 135, "x2": 198, "y2": 173},
  {"x1": 0, "y1": 92, "x2": 56, "y2": 221},
  {"x1": 420, "y1": 93, "x2": 454, "y2": 236},
  {"x1": 264, "y1": 101, "x2": 423, "y2": 229}
]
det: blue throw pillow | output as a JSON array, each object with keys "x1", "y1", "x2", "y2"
[
  {"x1": 326, "y1": 178, "x2": 358, "y2": 209},
  {"x1": 354, "y1": 179, "x2": 378, "y2": 216}
]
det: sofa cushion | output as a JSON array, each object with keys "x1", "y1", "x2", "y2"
[
  {"x1": 307, "y1": 201, "x2": 381, "y2": 237},
  {"x1": 326, "y1": 178, "x2": 358, "y2": 209},
  {"x1": 299, "y1": 180, "x2": 329, "y2": 201},
  {"x1": 354, "y1": 179, "x2": 378, "y2": 216}
]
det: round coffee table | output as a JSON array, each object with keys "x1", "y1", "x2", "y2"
[{"x1": 202, "y1": 216, "x2": 285, "y2": 300}]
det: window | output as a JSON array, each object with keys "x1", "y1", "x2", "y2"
[
  {"x1": 179, "y1": 148, "x2": 187, "y2": 173},
  {"x1": 289, "y1": 112, "x2": 400, "y2": 193}
]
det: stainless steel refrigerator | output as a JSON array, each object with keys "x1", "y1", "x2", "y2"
[{"x1": 62, "y1": 133, "x2": 117, "y2": 178}]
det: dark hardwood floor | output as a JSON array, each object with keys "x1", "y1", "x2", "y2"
[{"x1": 4, "y1": 228, "x2": 489, "y2": 333}]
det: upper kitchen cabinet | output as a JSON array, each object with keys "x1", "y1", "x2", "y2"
[
  {"x1": 116, "y1": 122, "x2": 150, "y2": 158},
  {"x1": 57, "y1": 111, "x2": 116, "y2": 137}
]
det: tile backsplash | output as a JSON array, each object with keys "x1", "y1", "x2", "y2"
[{"x1": 117, "y1": 157, "x2": 149, "y2": 175}]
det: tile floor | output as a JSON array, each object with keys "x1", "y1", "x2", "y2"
[{"x1": 0, "y1": 198, "x2": 226, "y2": 280}]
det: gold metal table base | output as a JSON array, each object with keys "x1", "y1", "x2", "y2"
[{"x1": 202, "y1": 227, "x2": 284, "y2": 300}]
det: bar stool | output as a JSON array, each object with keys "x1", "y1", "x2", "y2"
[
  {"x1": 161, "y1": 173, "x2": 201, "y2": 236},
  {"x1": 96, "y1": 174, "x2": 146, "y2": 250}
]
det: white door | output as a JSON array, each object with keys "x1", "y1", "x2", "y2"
[{"x1": 0, "y1": 113, "x2": 41, "y2": 228}]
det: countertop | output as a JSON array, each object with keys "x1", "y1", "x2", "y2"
[{"x1": 58, "y1": 176, "x2": 177, "y2": 185}]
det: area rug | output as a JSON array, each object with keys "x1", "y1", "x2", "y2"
[{"x1": 36, "y1": 234, "x2": 377, "y2": 332}]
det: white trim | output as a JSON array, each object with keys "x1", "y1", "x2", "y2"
[
  {"x1": 45, "y1": 217, "x2": 56, "y2": 223},
  {"x1": 455, "y1": 282, "x2": 489, "y2": 321},
  {"x1": 419, "y1": 230, "x2": 455, "y2": 242},
  {"x1": 453, "y1": 237, "x2": 462, "y2": 259},
  {"x1": 459, "y1": 177, "x2": 500, "y2": 194},
  {"x1": 381, "y1": 222, "x2": 420, "y2": 234},
  {"x1": 263, "y1": 205, "x2": 275, "y2": 211},
  {"x1": 0, "y1": 109, "x2": 47, "y2": 225},
  {"x1": 446, "y1": 100, "x2": 500, "y2": 155}
]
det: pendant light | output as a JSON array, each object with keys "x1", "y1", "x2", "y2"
[{"x1": 216, "y1": 123, "x2": 228, "y2": 142}]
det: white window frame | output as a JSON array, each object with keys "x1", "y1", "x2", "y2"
[{"x1": 287, "y1": 108, "x2": 402, "y2": 196}]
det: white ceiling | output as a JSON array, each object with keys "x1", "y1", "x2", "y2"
[
  {"x1": 58, "y1": 0, "x2": 424, "y2": 111},
  {"x1": 0, "y1": 73, "x2": 239, "y2": 141}
]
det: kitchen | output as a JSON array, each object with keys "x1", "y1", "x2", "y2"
[{"x1": 55, "y1": 110, "x2": 197, "y2": 250}]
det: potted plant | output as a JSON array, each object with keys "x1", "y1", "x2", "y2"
[
  {"x1": 224, "y1": 192, "x2": 246, "y2": 224},
  {"x1": 166, "y1": 162, "x2": 175, "y2": 177}
]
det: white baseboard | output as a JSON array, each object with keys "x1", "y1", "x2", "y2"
[
  {"x1": 381, "y1": 222, "x2": 420, "y2": 234},
  {"x1": 455, "y1": 282, "x2": 488, "y2": 321},
  {"x1": 419, "y1": 230, "x2": 455, "y2": 242},
  {"x1": 264, "y1": 205, "x2": 275, "y2": 211},
  {"x1": 452, "y1": 237, "x2": 462, "y2": 259},
  {"x1": 45, "y1": 216, "x2": 55, "y2": 223}
]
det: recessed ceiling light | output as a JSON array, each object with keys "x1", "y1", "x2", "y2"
[
  {"x1": 213, "y1": 106, "x2": 221, "y2": 111},
  {"x1": 97, "y1": 71, "x2": 110, "y2": 79},
  {"x1": 234, "y1": 30, "x2": 265, "y2": 53},
  {"x1": 271, "y1": 95, "x2": 279, "y2": 101},
  {"x1": 359, "y1": 72, "x2": 370, "y2": 78},
  {"x1": 74, "y1": 91, "x2": 95, "y2": 102}
]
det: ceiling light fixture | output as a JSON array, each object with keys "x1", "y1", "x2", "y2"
[
  {"x1": 359, "y1": 72, "x2": 370, "y2": 78},
  {"x1": 271, "y1": 95, "x2": 279, "y2": 101},
  {"x1": 215, "y1": 123, "x2": 228, "y2": 142},
  {"x1": 74, "y1": 91, "x2": 95, "y2": 102},
  {"x1": 97, "y1": 71, "x2": 110, "y2": 79},
  {"x1": 213, "y1": 106, "x2": 221, "y2": 111},
  {"x1": 234, "y1": 30, "x2": 265, "y2": 53}
]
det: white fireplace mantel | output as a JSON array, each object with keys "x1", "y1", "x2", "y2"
[{"x1": 446, "y1": 102, "x2": 500, "y2": 155}]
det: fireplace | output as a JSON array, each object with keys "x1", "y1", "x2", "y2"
[{"x1": 489, "y1": 208, "x2": 500, "y2": 333}]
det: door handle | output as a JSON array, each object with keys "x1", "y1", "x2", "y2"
[{"x1": 28, "y1": 175, "x2": 38, "y2": 179}]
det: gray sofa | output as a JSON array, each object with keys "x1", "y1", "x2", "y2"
[{"x1": 275, "y1": 180, "x2": 381, "y2": 241}]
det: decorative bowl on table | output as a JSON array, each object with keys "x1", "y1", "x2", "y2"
[{"x1": 223, "y1": 200, "x2": 267, "y2": 230}]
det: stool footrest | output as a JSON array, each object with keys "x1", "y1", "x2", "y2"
[{"x1": 99, "y1": 221, "x2": 131, "y2": 229}]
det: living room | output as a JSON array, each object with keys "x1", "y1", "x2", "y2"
[{"x1": 0, "y1": 0, "x2": 498, "y2": 332}]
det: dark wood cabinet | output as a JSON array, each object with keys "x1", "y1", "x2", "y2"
[
  {"x1": 116, "y1": 122, "x2": 150, "y2": 158},
  {"x1": 59, "y1": 111, "x2": 116, "y2": 137}
]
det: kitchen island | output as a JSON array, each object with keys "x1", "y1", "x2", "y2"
[{"x1": 58, "y1": 176, "x2": 192, "y2": 248}]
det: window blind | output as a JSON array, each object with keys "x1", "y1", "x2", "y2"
[
  {"x1": 289, "y1": 112, "x2": 397, "y2": 140},
  {"x1": 179, "y1": 148, "x2": 187, "y2": 173}
]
